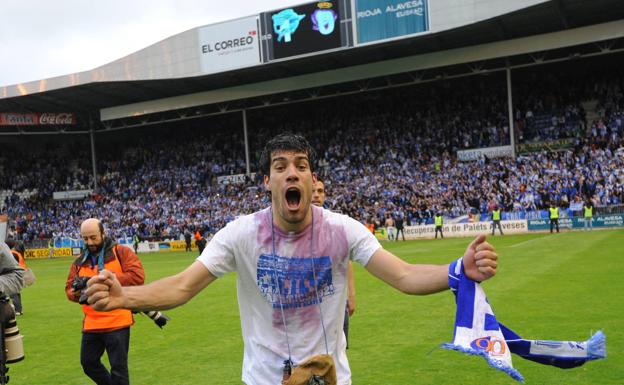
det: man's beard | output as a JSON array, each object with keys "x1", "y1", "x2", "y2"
[{"x1": 88, "y1": 242, "x2": 104, "y2": 254}]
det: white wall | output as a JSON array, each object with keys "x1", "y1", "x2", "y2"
[{"x1": 429, "y1": 0, "x2": 548, "y2": 32}]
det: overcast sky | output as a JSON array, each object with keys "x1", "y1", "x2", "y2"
[{"x1": 0, "y1": 0, "x2": 306, "y2": 87}]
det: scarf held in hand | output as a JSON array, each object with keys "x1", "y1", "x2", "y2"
[{"x1": 442, "y1": 258, "x2": 606, "y2": 382}]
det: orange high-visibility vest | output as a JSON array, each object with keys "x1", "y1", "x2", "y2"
[
  {"x1": 78, "y1": 247, "x2": 133, "y2": 332},
  {"x1": 10, "y1": 250, "x2": 26, "y2": 269}
]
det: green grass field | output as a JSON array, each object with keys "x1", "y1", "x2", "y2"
[{"x1": 10, "y1": 230, "x2": 624, "y2": 384}]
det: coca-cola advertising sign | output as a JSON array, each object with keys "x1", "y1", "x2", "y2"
[{"x1": 0, "y1": 112, "x2": 76, "y2": 125}]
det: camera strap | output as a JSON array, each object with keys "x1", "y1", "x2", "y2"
[
  {"x1": 307, "y1": 210, "x2": 330, "y2": 356},
  {"x1": 80, "y1": 245, "x2": 105, "y2": 271},
  {"x1": 270, "y1": 208, "x2": 330, "y2": 378},
  {"x1": 270, "y1": 208, "x2": 294, "y2": 372}
]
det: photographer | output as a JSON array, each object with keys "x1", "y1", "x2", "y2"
[
  {"x1": 0, "y1": 242, "x2": 24, "y2": 297},
  {"x1": 65, "y1": 218, "x2": 145, "y2": 385},
  {"x1": 5, "y1": 240, "x2": 26, "y2": 316},
  {"x1": 194, "y1": 228, "x2": 206, "y2": 256},
  {"x1": 0, "y1": 240, "x2": 24, "y2": 384}
]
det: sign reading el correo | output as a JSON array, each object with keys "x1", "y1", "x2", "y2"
[
  {"x1": 198, "y1": 16, "x2": 261, "y2": 75},
  {"x1": 457, "y1": 145, "x2": 513, "y2": 162},
  {"x1": 0, "y1": 112, "x2": 76, "y2": 126}
]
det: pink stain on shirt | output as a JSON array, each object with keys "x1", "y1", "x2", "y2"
[{"x1": 255, "y1": 206, "x2": 350, "y2": 329}]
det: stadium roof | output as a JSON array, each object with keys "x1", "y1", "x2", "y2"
[{"x1": 1, "y1": 0, "x2": 624, "y2": 133}]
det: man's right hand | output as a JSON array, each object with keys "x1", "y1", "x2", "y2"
[{"x1": 85, "y1": 269, "x2": 125, "y2": 311}]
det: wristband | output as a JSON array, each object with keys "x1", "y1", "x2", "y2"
[{"x1": 448, "y1": 257, "x2": 463, "y2": 293}]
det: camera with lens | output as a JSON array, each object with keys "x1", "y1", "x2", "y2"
[
  {"x1": 71, "y1": 276, "x2": 90, "y2": 305},
  {"x1": 0, "y1": 296, "x2": 24, "y2": 384},
  {"x1": 3, "y1": 311, "x2": 23, "y2": 364},
  {"x1": 140, "y1": 311, "x2": 170, "y2": 329},
  {"x1": 71, "y1": 276, "x2": 170, "y2": 328}
]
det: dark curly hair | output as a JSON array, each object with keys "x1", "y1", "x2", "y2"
[{"x1": 259, "y1": 132, "x2": 315, "y2": 176}]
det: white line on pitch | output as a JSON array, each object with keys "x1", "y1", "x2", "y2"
[{"x1": 509, "y1": 235, "x2": 555, "y2": 248}]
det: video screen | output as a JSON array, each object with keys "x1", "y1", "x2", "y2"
[{"x1": 260, "y1": 1, "x2": 351, "y2": 61}]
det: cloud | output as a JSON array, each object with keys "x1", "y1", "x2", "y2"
[{"x1": 0, "y1": 0, "x2": 304, "y2": 86}]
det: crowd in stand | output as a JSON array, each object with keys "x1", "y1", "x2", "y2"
[{"x1": 1, "y1": 60, "x2": 623, "y2": 243}]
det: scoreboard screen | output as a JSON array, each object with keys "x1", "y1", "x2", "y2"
[{"x1": 260, "y1": 0, "x2": 352, "y2": 62}]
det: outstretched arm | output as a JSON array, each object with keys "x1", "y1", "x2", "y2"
[
  {"x1": 365, "y1": 248, "x2": 448, "y2": 294},
  {"x1": 85, "y1": 260, "x2": 217, "y2": 312},
  {"x1": 365, "y1": 235, "x2": 497, "y2": 295}
]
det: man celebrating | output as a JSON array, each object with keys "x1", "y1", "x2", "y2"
[
  {"x1": 65, "y1": 218, "x2": 145, "y2": 385},
  {"x1": 85, "y1": 133, "x2": 499, "y2": 385}
]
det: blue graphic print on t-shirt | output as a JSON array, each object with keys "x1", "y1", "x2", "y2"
[{"x1": 257, "y1": 253, "x2": 334, "y2": 309}]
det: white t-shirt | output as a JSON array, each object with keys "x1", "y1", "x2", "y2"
[{"x1": 197, "y1": 205, "x2": 381, "y2": 385}]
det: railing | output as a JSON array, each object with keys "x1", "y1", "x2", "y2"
[
  {"x1": 24, "y1": 239, "x2": 52, "y2": 249},
  {"x1": 596, "y1": 204, "x2": 624, "y2": 215},
  {"x1": 477, "y1": 206, "x2": 618, "y2": 222}
]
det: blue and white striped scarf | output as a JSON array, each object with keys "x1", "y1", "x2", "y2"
[{"x1": 442, "y1": 258, "x2": 606, "y2": 383}]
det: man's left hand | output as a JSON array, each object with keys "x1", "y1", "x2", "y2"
[
  {"x1": 347, "y1": 297, "x2": 356, "y2": 316},
  {"x1": 462, "y1": 235, "x2": 498, "y2": 282}
]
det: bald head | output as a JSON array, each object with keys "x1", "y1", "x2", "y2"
[
  {"x1": 81, "y1": 218, "x2": 103, "y2": 234},
  {"x1": 81, "y1": 218, "x2": 105, "y2": 253}
]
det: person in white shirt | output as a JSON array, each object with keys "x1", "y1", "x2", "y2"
[{"x1": 85, "y1": 133, "x2": 499, "y2": 385}]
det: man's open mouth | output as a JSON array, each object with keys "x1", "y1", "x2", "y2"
[{"x1": 285, "y1": 187, "x2": 301, "y2": 210}]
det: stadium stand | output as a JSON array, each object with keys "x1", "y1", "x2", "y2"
[{"x1": 1, "y1": 58, "x2": 623, "y2": 244}]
